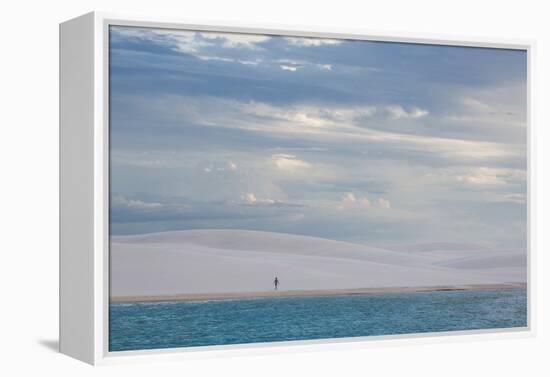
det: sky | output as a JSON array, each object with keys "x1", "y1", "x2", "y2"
[{"x1": 109, "y1": 25, "x2": 527, "y2": 249}]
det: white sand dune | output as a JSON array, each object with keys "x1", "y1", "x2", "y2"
[{"x1": 110, "y1": 229, "x2": 526, "y2": 297}]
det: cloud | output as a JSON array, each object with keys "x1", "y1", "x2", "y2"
[
  {"x1": 112, "y1": 195, "x2": 163, "y2": 209},
  {"x1": 200, "y1": 32, "x2": 270, "y2": 49},
  {"x1": 342, "y1": 192, "x2": 357, "y2": 203},
  {"x1": 113, "y1": 27, "x2": 210, "y2": 55},
  {"x1": 280, "y1": 64, "x2": 299, "y2": 72},
  {"x1": 110, "y1": 27, "x2": 270, "y2": 66},
  {"x1": 455, "y1": 167, "x2": 525, "y2": 186},
  {"x1": 240, "y1": 192, "x2": 303, "y2": 206},
  {"x1": 284, "y1": 37, "x2": 343, "y2": 46},
  {"x1": 278, "y1": 59, "x2": 305, "y2": 72},
  {"x1": 385, "y1": 105, "x2": 429, "y2": 119},
  {"x1": 190, "y1": 55, "x2": 263, "y2": 67},
  {"x1": 341, "y1": 193, "x2": 371, "y2": 209},
  {"x1": 275, "y1": 59, "x2": 337, "y2": 73},
  {"x1": 112, "y1": 26, "x2": 344, "y2": 73},
  {"x1": 460, "y1": 97, "x2": 492, "y2": 112},
  {"x1": 483, "y1": 192, "x2": 526, "y2": 204},
  {"x1": 424, "y1": 167, "x2": 524, "y2": 189},
  {"x1": 272, "y1": 154, "x2": 311, "y2": 170},
  {"x1": 378, "y1": 197, "x2": 391, "y2": 209},
  {"x1": 195, "y1": 55, "x2": 235, "y2": 63},
  {"x1": 186, "y1": 96, "x2": 516, "y2": 160},
  {"x1": 122, "y1": 92, "x2": 524, "y2": 167},
  {"x1": 278, "y1": 61, "x2": 335, "y2": 73},
  {"x1": 194, "y1": 160, "x2": 241, "y2": 176},
  {"x1": 409, "y1": 107, "x2": 430, "y2": 118},
  {"x1": 238, "y1": 60, "x2": 261, "y2": 66},
  {"x1": 241, "y1": 192, "x2": 259, "y2": 204},
  {"x1": 456, "y1": 172, "x2": 505, "y2": 186},
  {"x1": 120, "y1": 94, "x2": 520, "y2": 163},
  {"x1": 360, "y1": 197, "x2": 371, "y2": 208},
  {"x1": 110, "y1": 195, "x2": 305, "y2": 228}
]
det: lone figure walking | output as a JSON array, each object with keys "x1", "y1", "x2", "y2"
[{"x1": 274, "y1": 276, "x2": 279, "y2": 290}]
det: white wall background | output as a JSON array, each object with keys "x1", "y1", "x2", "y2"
[{"x1": 0, "y1": 0, "x2": 548, "y2": 375}]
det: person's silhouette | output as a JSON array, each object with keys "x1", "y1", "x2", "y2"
[{"x1": 274, "y1": 276, "x2": 279, "y2": 290}]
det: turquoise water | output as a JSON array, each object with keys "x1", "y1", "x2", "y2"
[{"x1": 109, "y1": 288, "x2": 527, "y2": 352}]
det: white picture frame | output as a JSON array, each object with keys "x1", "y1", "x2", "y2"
[{"x1": 59, "y1": 11, "x2": 535, "y2": 365}]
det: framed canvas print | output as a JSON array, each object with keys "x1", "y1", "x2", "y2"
[{"x1": 60, "y1": 12, "x2": 533, "y2": 365}]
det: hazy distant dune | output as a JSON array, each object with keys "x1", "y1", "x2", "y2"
[
  {"x1": 110, "y1": 230, "x2": 526, "y2": 297},
  {"x1": 433, "y1": 252, "x2": 527, "y2": 269}
]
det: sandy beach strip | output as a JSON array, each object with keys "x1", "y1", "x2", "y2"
[{"x1": 110, "y1": 282, "x2": 526, "y2": 304}]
